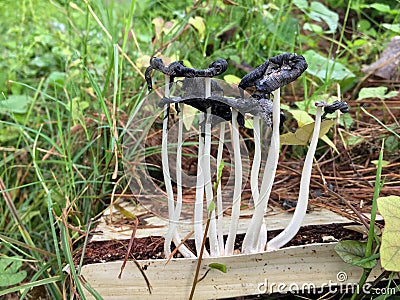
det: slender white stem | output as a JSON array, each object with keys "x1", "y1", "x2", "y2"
[
  {"x1": 203, "y1": 78, "x2": 219, "y2": 256},
  {"x1": 216, "y1": 122, "x2": 225, "y2": 254},
  {"x1": 194, "y1": 112, "x2": 208, "y2": 257},
  {"x1": 203, "y1": 107, "x2": 219, "y2": 256},
  {"x1": 162, "y1": 77, "x2": 194, "y2": 258},
  {"x1": 242, "y1": 88, "x2": 281, "y2": 254},
  {"x1": 225, "y1": 109, "x2": 242, "y2": 255},
  {"x1": 164, "y1": 102, "x2": 184, "y2": 256},
  {"x1": 162, "y1": 77, "x2": 175, "y2": 258},
  {"x1": 250, "y1": 116, "x2": 261, "y2": 204},
  {"x1": 267, "y1": 104, "x2": 323, "y2": 251}
]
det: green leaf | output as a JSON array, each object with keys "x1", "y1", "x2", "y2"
[
  {"x1": 371, "y1": 160, "x2": 389, "y2": 166},
  {"x1": 223, "y1": 74, "x2": 241, "y2": 85},
  {"x1": 293, "y1": 0, "x2": 307, "y2": 10},
  {"x1": 208, "y1": 200, "x2": 215, "y2": 212},
  {"x1": 189, "y1": 16, "x2": 206, "y2": 40},
  {"x1": 294, "y1": 1, "x2": 338, "y2": 33},
  {"x1": 244, "y1": 118, "x2": 253, "y2": 129},
  {"x1": 309, "y1": 2, "x2": 339, "y2": 33},
  {"x1": 289, "y1": 109, "x2": 314, "y2": 126},
  {"x1": 361, "y1": 4, "x2": 398, "y2": 15},
  {"x1": 377, "y1": 196, "x2": 400, "y2": 271},
  {"x1": 46, "y1": 71, "x2": 66, "y2": 88},
  {"x1": 334, "y1": 240, "x2": 377, "y2": 269},
  {"x1": 280, "y1": 119, "x2": 334, "y2": 145},
  {"x1": 382, "y1": 24, "x2": 400, "y2": 33},
  {"x1": 303, "y1": 50, "x2": 355, "y2": 81},
  {"x1": 0, "y1": 256, "x2": 28, "y2": 287},
  {"x1": 339, "y1": 112, "x2": 353, "y2": 129},
  {"x1": 357, "y1": 87, "x2": 398, "y2": 100},
  {"x1": 0, "y1": 123, "x2": 20, "y2": 142},
  {"x1": 0, "y1": 95, "x2": 33, "y2": 114},
  {"x1": 209, "y1": 262, "x2": 227, "y2": 273},
  {"x1": 303, "y1": 22, "x2": 323, "y2": 33}
]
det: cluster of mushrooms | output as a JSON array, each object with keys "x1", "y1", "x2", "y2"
[{"x1": 145, "y1": 54, "x2": 349, "y2": 258}]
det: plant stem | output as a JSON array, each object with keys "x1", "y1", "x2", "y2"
[
  {"x1": 203, "y1": 79, "x2": 219, "y2": 256},
  {"x1": 267, "y1": 102, "x2": 323, "y2": 251},
  {"x1": 225, "y1": 109, "x2": 242, "y2": 255},
  {"x1": 216, "y1": 122, "x2": 226, "y2": 254},
  {"x1": 242, "y1": 89, "x2": 280, "y2": 254},
  {"x1": 162, "y1": 77, "x2": 194, "y2": 258},
  {"x1": 189, "y1": 211, "x2": 211, "y2": 300},
  {"x1": 194, "y1": 112, "x2": 208, "y2": 257},
  {"x1": 366, "y1": 140, "x2": 384, "y2": 258}
]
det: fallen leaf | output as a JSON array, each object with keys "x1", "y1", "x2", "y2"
[{"x1": 377, "y1": 195, "x2": 400, "y2": 271}]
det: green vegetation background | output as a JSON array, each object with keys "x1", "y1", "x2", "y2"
[{"x1": 0, "y1": 0, "x2": 399, "y2": 298}]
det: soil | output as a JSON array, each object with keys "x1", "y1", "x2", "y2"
[{"x1": 75, "y1": 222, "x2": 364, "y2": 265}]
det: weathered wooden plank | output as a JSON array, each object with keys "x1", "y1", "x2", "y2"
[
  {"x1": 81, "y1": 243, "x2": 383, "y2": 299},
  {"x1": 92, "y1": 201, "x2": 352, "y2": 241}
]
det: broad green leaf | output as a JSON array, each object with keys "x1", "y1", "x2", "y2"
[
  {"x1": 0, "y1": 95, "x2": 33, "y2": 114},
  {"x1": 0, "y1": 124, "x2": 20, "y2": 142},
  {"x1": 244, "y1": 118, "x2": 253, "y2": 129},
  {"x1": 339, "y1": 112, "x2": 353, "y2": 129},
  {"x1": 280, "y1": 119, "x2": 334, "y2": 145},
  {"x1": 364, "y1": 3, "x2": 392, "y2": 13},
  {"x1": 289, "y1": 109, "x2": 314, "y2": 126},
  {"x1": 309, "y1": 2, "x2": 339, "y2": 33},
  {"x1": 303, "y1": 50, "x2": 355, "y2": 81},
  {"x1": 0, "y1": 256, "x2": 27, "y2": 287},
  {"x1": 382, "y1": 24, "x2": 400, "y2": 33},
  {"x1": 377, "y1": 196, "x2": 400, "y2": 271},
  {"x1": 189, "y1": 17, "x2": 206, "y2": 40},
  {"x1": 342, "y1": 133, "x2": 364, "y2": 147},
  {"x1": 209, "y1": 262, "x2": 227, "y2": 273},
  {"x1": 334, "y1": 240, "x2": 377, "y2": 269},
  {"x1": 223, "y1": 74, "x2": 241, "y2": 85},
  {"x1": 293, "y1": 0, "x2": 307, "y2": 10},
  {"x1": 303, "y1": 22, "x2": 323, "y2": 33},
  {"x1": 357, "y1": 87, "x2": 398, "y2": 100},
  {"x1": 46, "y1": 71, "x2": 66, "y2": 88},
  {"x1": 294, "y1": 1, "x2": 338, "y2": 33}
]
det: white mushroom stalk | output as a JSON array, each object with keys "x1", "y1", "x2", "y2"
[
  {"x1": 242, "y1": 88, "x2": 281, "y2": 254},
  {"x1": 267, "y1": 102, "x2": 324, "y2": 251},
  {"x1": 194, "y1": 112, "x2": 208, "y2": 256},
  {"x1": 203, "y1": 78, "x2": 220, "y2": 256},
  {"x1": 162, "y1": 77, "x2": 195, "y2": 258},
  {"x1": 224, "y1": 108, "x2": 243, "y2": 255},
  {"x1": 216, "y1": 122, "x2": 226, "y2": 255}
]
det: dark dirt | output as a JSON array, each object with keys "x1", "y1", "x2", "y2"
[{"x1": 75, "y1": 222, "x2": 364, "y2": 265}]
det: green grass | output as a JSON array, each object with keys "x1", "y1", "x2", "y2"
[{"x1": 0, "y1": 0, "x2": 399, "y2": 298}]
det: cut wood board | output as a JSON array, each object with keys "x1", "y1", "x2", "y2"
[
  {"x1": 91, "y1": 200, "x2": 353, "y2": 241},
  {"x1": 80, "y1": 243, "x2": 385, "y2": 299}
]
